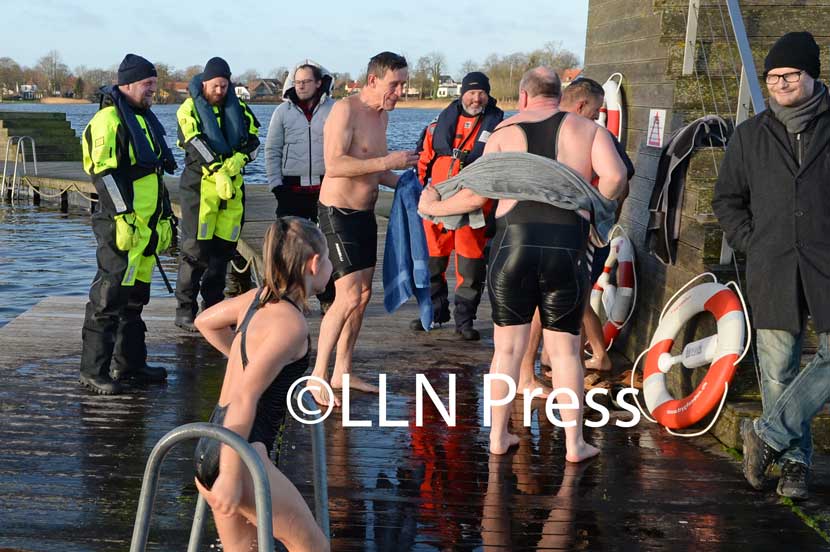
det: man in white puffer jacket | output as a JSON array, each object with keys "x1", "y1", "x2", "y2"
[{"x1": 266, "y1": 59, "x2": 334, "y2": 221}]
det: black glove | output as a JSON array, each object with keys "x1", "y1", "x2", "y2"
[{"x1": 163, "y1": 156, "x2": 178, "y2": 175}]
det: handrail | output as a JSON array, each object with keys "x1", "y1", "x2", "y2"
[
  {"x1": 142, "y1": 389, "x2": 330, "y2": 551},
  {"x1": 1, "y1": 136, "x2": 38, "y2": 200},
  {"x1": 130, "y1": 423, "x2": 275, "y2": 552},
  {"x1": 296, "y1": 388, "x2": 330, "y2": 538},
  {"x1": 188, "y1": 390, "x2": 331, "y2": 549}
]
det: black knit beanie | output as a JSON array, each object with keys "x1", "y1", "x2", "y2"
[
  {"x1": 461, "y1": 72, "x2": 491, "y2": 96},
  {"x1": 203, "y1": 57, "x2": 232, "y2": 81},
  {"x1": 764, "y1": 32, "x2": 821, "y2": 78},
  {"x1": 117, "y1": 54, "x2": 157, "y2": 85}
]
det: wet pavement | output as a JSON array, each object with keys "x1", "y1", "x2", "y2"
[
  {"x1": 2, "y1": 293, "x2": 829, "y2": 551},
  {"x1": 1, "y1": 218, "x2": 829, "y2": 551}
]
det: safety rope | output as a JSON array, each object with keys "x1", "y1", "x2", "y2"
[
  {"x1": 231, "y1": 256, "x2": 253, "y2": 274},
  {"x1": 16, "y1": 176, "x2": 99, "y2": 202}
]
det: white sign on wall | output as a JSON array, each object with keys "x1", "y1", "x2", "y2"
[{"x1": 647, "y1": 109, "x2": 667, "y2": 148}]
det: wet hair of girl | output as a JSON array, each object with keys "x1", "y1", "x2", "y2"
[{"x1": 259, "y1": 217, "x2": 327, "y2": 309}]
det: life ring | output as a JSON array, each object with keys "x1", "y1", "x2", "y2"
[
  {"x1": 643, "y1": 282, "x2": 745, "y2": 429},
  {"x1": 589, "y1": 235, "x2": 635, "y2": 347},
  {"x1": 598, "y1": 73, "x2": 624, "y2": 141}
]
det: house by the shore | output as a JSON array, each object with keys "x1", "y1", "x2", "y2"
[{"x1": 247, "y1": 78, "x2": 282, "y2": 101}]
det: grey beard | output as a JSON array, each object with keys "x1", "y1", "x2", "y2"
[{"x1": 463, "y1": 105, "x2": 484, "y2": 116}]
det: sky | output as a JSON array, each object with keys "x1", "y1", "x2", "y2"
[{"x1": 6, "y1": 0, "x2": 589, "y2": 78}]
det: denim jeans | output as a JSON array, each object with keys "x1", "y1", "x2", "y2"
[{"x1": 754, "y1": 329, "x2": 830, "y2": 466}]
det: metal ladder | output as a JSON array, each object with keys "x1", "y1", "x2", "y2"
[
  {"x1": 130, "y1": 390, "x2": 329, "y2": 551},
  {"x1": 1, "y1": 136, "x2": 37, "y2": 201}
]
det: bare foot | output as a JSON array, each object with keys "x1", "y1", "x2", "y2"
[
  {"x1": 332, "y1": 374, "x2": 380, "y2": 394},
  {"x1": 307, "y1": 379, "x2": 341, "y2": 407},
  {"x1": 490, "y1": 432, "x2": 520, "y2": 455},
  {"x1": 585, "y1": 355, "x2": 612, "y2": 372},
  {"x1": 565, "y1": 442, "x2": 600, "y2": 463},
  {"x1": 518, "y1": 378, "x2": 552, "y2": 399},
  {"x1": 584, "y1": 373, "x2": 602, "y2": 389}
]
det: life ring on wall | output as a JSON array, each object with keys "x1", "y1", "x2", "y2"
[
  {"x1": 643, "y1": 282, "x2": 745, "y2": 429},
  {"x1": 590, "y1": 235, "x2": 636, "y2": 347},
  {"x1": 598, "y1": 72, "x2": 624, "y2": 141}
]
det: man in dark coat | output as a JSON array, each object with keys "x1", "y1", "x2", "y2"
[{"x1": 713, "y1": 32, "x2": 830, "y2": 500}]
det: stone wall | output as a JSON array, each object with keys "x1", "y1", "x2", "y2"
[
  {"x1": 0, "y1": 111, "x2": 81, "y2": 162},
  {"x1": 582, "y1": 0, "x2": 830, "y2": 444}
]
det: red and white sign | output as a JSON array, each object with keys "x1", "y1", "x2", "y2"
[{"x1": 647, "y1": 109, "x2": 666, "y2": 148}]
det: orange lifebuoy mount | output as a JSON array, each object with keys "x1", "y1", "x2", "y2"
[
  {"x1": 642, "y1": 282, "x2": 746, "y2": 429},
  {"x1": 590, "y1": 235, "x2": 635, "y2": 348},
  {"x1": 598, "y1": 73, "x2": 624, "y2": 141}
]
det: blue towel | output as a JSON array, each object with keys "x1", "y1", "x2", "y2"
[{"x1": 383, "y1": 170, "x2": 433, "y2": 330}]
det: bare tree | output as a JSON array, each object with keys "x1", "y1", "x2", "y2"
[
  {"x1": 427, "y1": 51, "x2": 446, "y2": 98},
  {"x1": 458, "y1": 59, "x2": 478, "y2": 81},
  {"x1": 35, "y1": 50, "x2": 70, "y2": 95},
  {"x1": 414, "y1": 56, "x2": 431, "y2": 99},
  {"x1": 153, "y1": 63, "x2": 176, "y2": 103},
  {"x1": 268, "y1": 66, "x2": 289, "y2": 81},
  {"x1": 80, "y1": 67, "x2": 117, "y2": 95},
  {"x1": 74, "y1": 76, "x2": 85, "y2": 99},
  {"x1": 539, "y1": 41, "x2": 581, "y2": 71},
  {"x1": 237, "y1": 68, "x2": 260, "y2": 85},
  {"x1": 183, "y1": 64, "x2": 203, "y2": 81},
  {"x1": 0, "y1": 57, "x2": 23, "y2": 92}
]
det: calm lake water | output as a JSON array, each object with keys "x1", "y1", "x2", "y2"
[
  {"x1": 0, "y1": 102, "x2": 443, "y2": 184},
  {"x1": 0, "y1": 102, "x2": 444, "y2": 327}
]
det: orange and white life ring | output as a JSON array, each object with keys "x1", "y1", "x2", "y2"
[
  {"x1": 590, "y1": 235, "x2": 635, "y2": 347},
  {"x1": 598, "y1": 73, "x2": 624, "y2": 141},
  {"x1": 643, "y1": 282, "x2": 745, "y2": 429}
]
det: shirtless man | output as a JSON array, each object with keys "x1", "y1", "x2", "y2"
[
  {"x1": 310, "y1": 52, "x2": 419, "y2": 406},
  {"x1": 419, "y1": 67, "x2": 626, "y2": 459}
]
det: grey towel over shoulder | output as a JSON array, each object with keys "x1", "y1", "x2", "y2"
[{"x1": 418, "y1": 152, "x2": 618, "y2": 243}]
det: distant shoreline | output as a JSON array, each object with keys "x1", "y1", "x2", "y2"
[
  {"x1": 395, "y1": 98, "x2": 518, "y2": 110},
  {"x1": 39, "y1": 97, "x2": 92, "y2": 105},
  {"x1": 2, "y1": 96, "x2": 518, "y2": 110}
]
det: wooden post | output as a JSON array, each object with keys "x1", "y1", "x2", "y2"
[{"x1": 60, "y1": 190, "x2": 68, "y2": 213}]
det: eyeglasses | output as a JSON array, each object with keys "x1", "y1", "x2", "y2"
[
  {"x1": 765, "y1": 70, "x2": 804, "y2": 85},
  {"x1": 295, "y1": 79, "x2": 317, "y2": 86}
]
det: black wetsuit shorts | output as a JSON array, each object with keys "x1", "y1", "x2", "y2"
[
  {"x1": 487, "y1": 201, "x2": 590, "y2": 335},
  {"x1": 317, "y1": 204, "x2": 377, "y2": 280}
]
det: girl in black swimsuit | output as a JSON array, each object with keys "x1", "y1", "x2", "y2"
[{"x1": 193, "y1": 217, "x2": 331, "y2": 552}]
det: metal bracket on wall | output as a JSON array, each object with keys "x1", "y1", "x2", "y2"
[
  {"x1": 718, "y1": 0, "x2": 767, "y2": 264},
  {"x1": 682, "y1": 0, "x2": 701, "y2": 76}
]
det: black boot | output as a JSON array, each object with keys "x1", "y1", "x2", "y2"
[
  {"x1": 453, "y1": 296, "x2": 480, "y2": 341},
  {"x1": 777, "y1": 460, "x2": 809, "y2": 500},
  {"x1": 175, "y1": 310, "x2": 199, "y2": 332},
  {"x1": 112, "y1": 295, "x2": 166, "y2": 383},
  {"x1": 741, "y1": 418, "x2": 782, "y2": 490},
  {"x1": 455, "y1": 327, "x2": 481, "y2": 341},
  {"x1": 79, "y1": 373, "x2": 123, "y2": 395},
  {"x1": 112, "y1": 363, "x2": 168, "y2": 383}
]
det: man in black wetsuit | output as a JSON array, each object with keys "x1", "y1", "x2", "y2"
[{"x1": 419, "y1": 67, "x2": 627, "y2": 459}]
